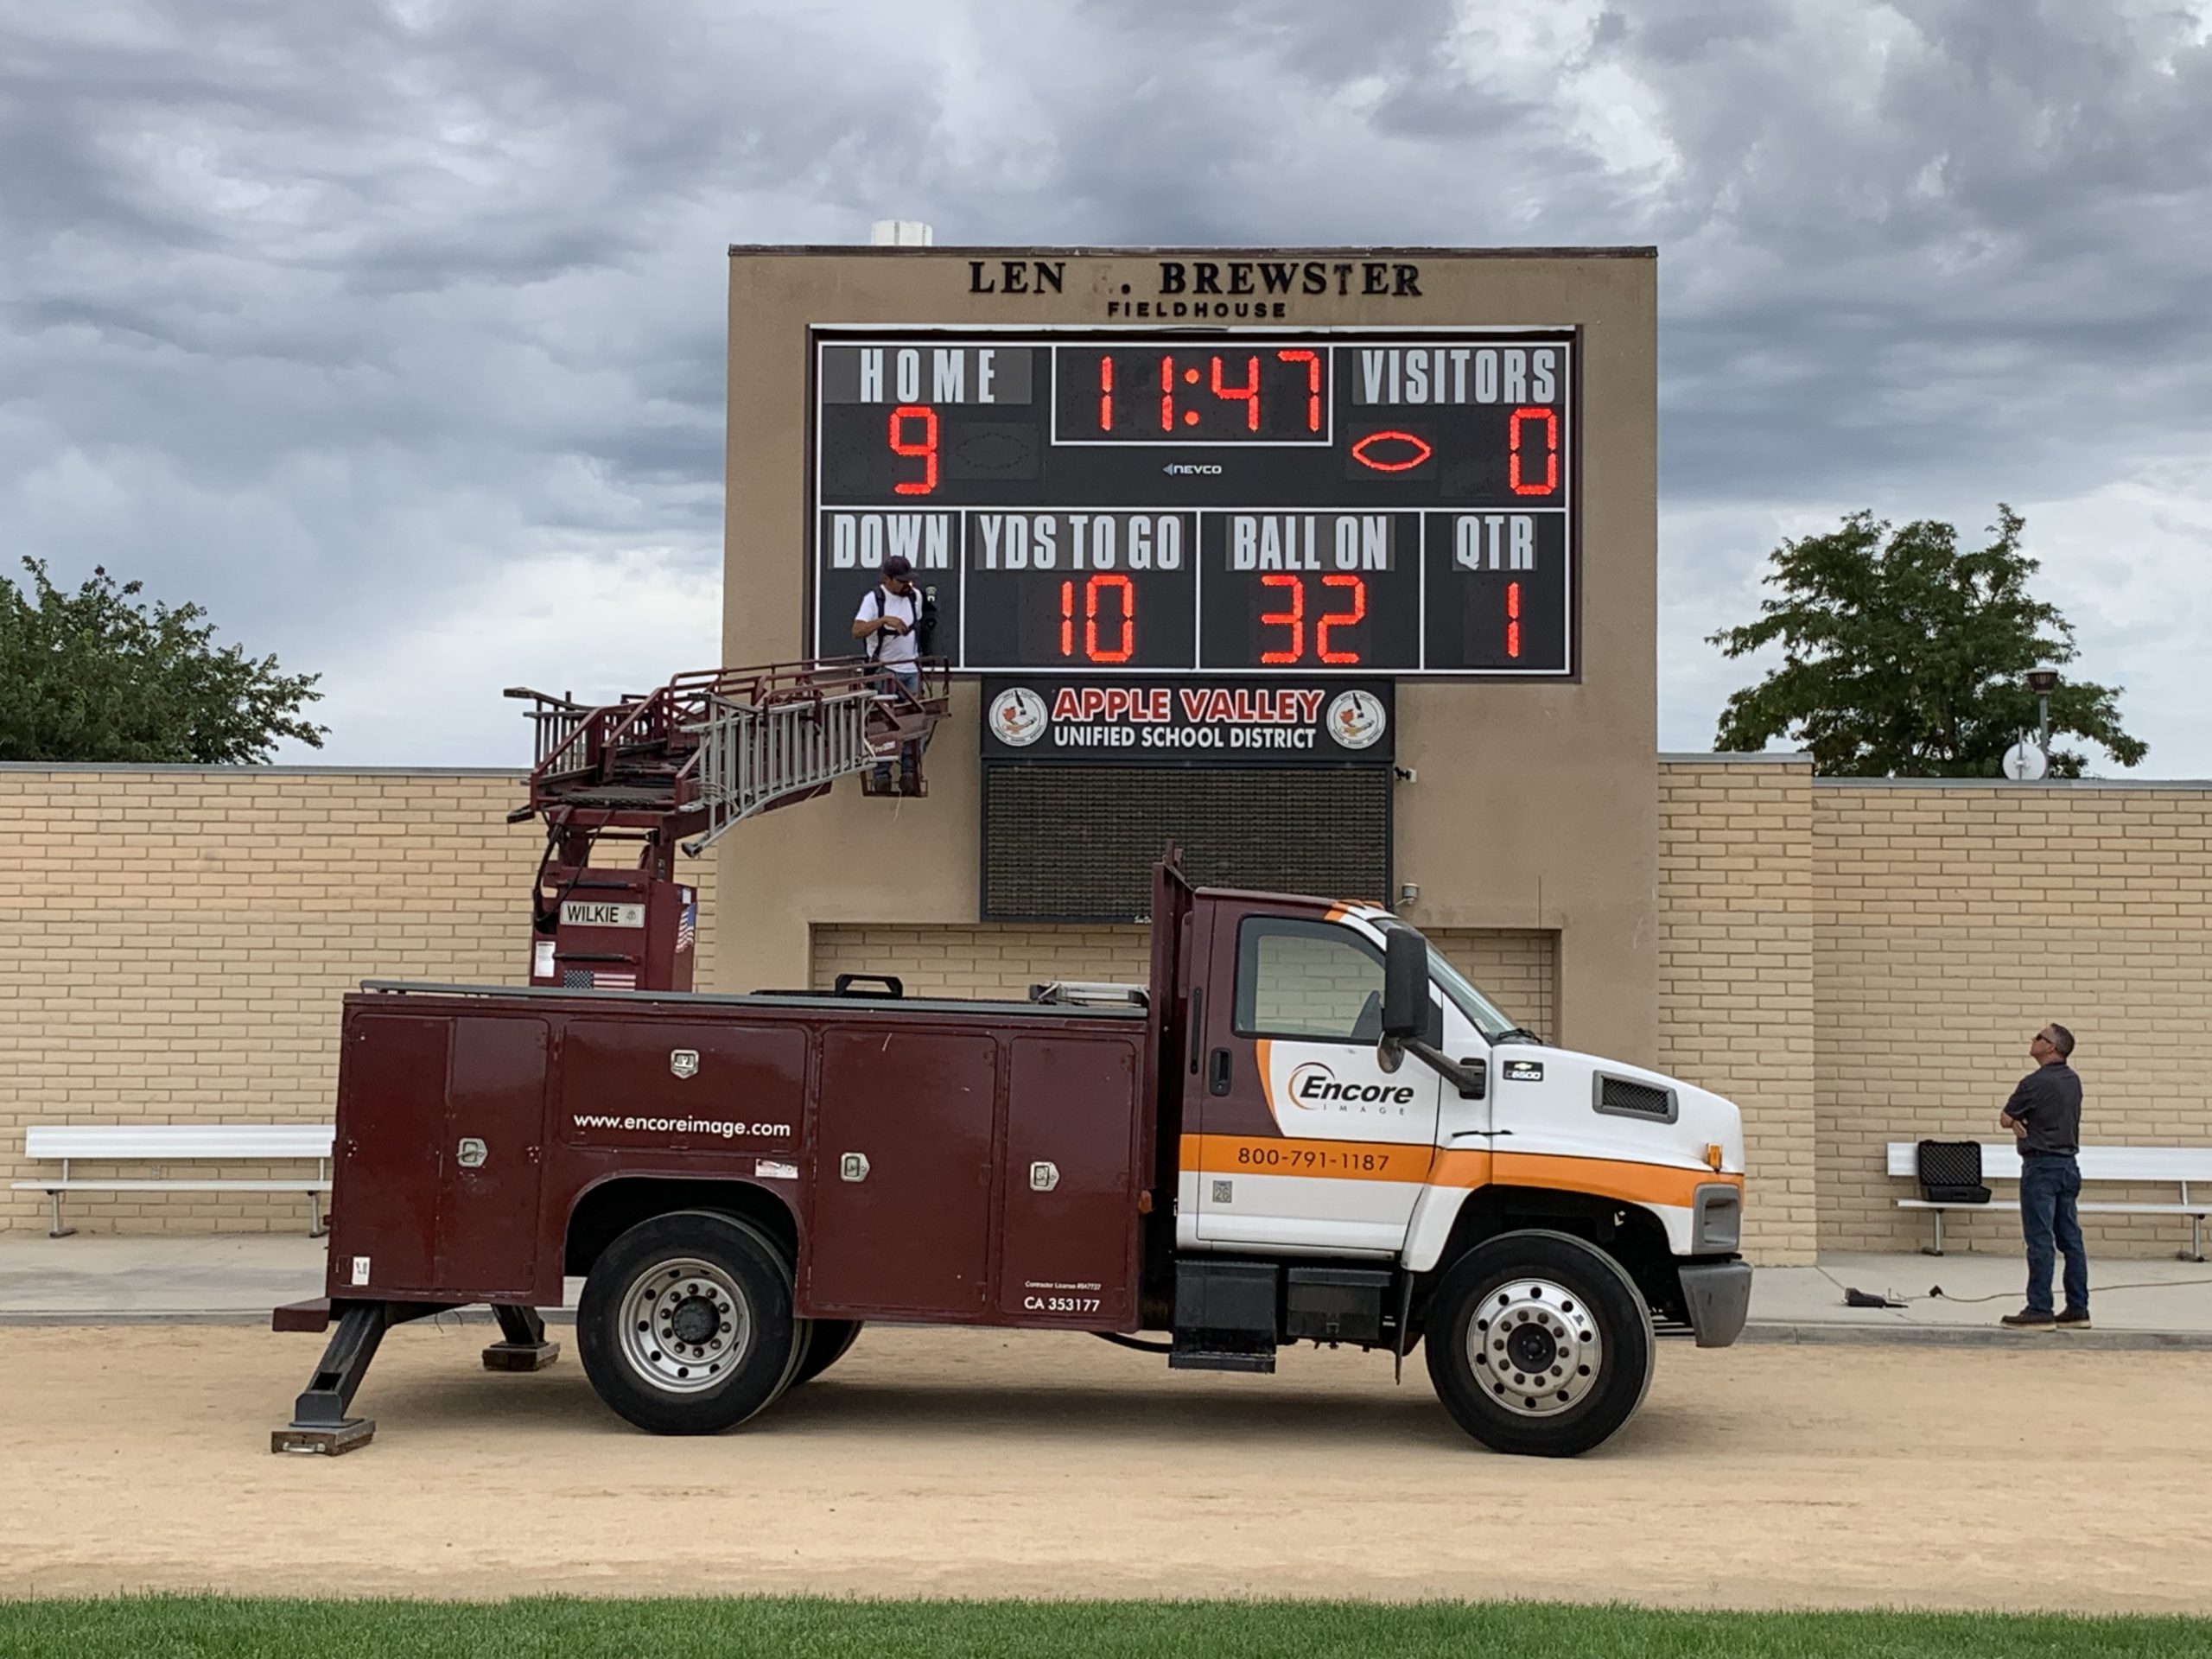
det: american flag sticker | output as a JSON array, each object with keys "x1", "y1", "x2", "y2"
[
  {"x1": 596, "y1": 971, "x2": 639, "y2": 991},
  {"x1": 676, "y1": 890, "x2": 696, "y2": 955}
]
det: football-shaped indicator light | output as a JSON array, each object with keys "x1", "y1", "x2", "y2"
[{"x1": 1351, "y1": 430, "x2": 1432, "y2": 473}]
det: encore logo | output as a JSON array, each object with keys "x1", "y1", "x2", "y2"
[{"x1": 1287, "y1": 1061, "x2": 1416, "y2": 1109}]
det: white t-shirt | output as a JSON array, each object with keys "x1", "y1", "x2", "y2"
[{"x1": 856, "y1": 585, "x2": 920, "y2": 668}]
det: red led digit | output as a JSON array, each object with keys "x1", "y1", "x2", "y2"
[
  {"x1": 1211, "y1": 354, "x2": 1260, "y2": 431},
  {"x1": 1317, "y1": 574, "x2": 1366, "y2": 664},
  {"x1": 888, "y1": 404, "x2": 938, "y2": 496},
  {"x1": 1085, "y1": 573, "x2": 1135, "y2": 664},
  {"x1": 1059, "y1": 581, "x2": 1074, "y2": 657},
  {"x1": 1508, "y1": 406, "x2": 1559, "y2": 496},
  {"x1": 1276, "y1": 349, "x2": 1322, "y2": 431},
  {"x1": 1097, "y1": 355, "x2": 1113, "y2": 432},
  {"x1": 1259, "y1": 573, "x2": 1305, "y2": 664},
  {"x1": 1507, "y1": 580, "x2": 1522, "y2": 658},
  {"x1": 1159, "y1": 355, "x2": 1175, "y2": 432}
]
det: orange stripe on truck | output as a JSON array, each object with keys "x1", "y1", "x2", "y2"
[
  {"x1": 1184, "y1": 1135, "x2": 1742, "y2": 1208},
  {"x1": 1181, "y1": 1133, "x2": 1434, "y2": 1183}
]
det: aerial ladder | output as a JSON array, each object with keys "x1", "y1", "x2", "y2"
[{"x1": 502, "y1": 658, "x2": 947, "y2": 992}]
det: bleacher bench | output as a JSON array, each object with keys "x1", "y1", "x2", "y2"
[
  {"x1": 1885, "y1": 1141, "x2": 2211, "y2": 1261},
  {"x1": 12, "y1": 1125, "x2": 334, "y2": 1238}
]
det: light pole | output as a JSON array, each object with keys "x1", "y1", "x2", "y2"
[{"x1": 2025, "y1": 664, "x2": 2061, "y2": 767}]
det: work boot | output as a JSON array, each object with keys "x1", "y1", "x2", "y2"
[
  {"x1": 1999, "y1": 1307, "x2": 2056, "y2": 1330},
  {"x1": 2056, "y1": 1307, "x2": 2093, "y2": 1330}
]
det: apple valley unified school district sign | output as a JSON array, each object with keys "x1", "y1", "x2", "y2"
[{"x1": 810, "y1": 330, "x2": 1577, "y2": 677}]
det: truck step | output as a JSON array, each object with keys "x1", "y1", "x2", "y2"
[{"x1": 1167, "y1": 1348, "x2": 1278, "y2": 1375}]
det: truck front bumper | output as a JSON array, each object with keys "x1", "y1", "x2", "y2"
[{"x1": 1677, "y1": 1260, "x2": 1753, "y2": 1348}]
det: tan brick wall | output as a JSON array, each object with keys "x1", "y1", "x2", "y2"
[
  {"x1": 0, "y1": 766, "x2": 717, "y2": 1234},
  {"x1": 1656, "y1": 759, "x2": 1819, "y2": 1266},
  {"x1": 9, "y1": 763, "x2": 2203, "y2": 1260},
  {"x1": 1814, "y1": 781, "x2": 2212, "y2": 1257}
]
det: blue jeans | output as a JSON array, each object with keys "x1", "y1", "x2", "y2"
[
  {"x1": 871, "y1": 664, "x2": 924, "y2": 779},
  {"x1": 2020, "y1": 1154, "x2": 2088, "y2": 1315}
]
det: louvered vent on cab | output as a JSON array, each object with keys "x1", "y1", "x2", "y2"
[{"x1": 1596, "y1": 1076, "x2": 1675, "y2": 1121}]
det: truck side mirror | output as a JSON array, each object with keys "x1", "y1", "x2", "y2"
[{"x1": 1381, "y1": 928, "x2": 1427, "y2": 1041}]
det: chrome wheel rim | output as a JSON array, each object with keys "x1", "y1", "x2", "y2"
[
  {"x1": 617, "y1": 1256, "x2": 749, "y2": 1393},
  {"x1": 1467, "y1": 1277, "x2": 1603, "y2": 1417}
]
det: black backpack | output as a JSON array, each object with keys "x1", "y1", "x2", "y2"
[{"x1": 1916, "y1": 1140, "x2": 1992, "y2": 1205}]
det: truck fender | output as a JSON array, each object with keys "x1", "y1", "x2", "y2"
[
  {"x1": 1402, "y1": 1179, "x2": 1693, "y2": 1275},
  {"x1": 563, "y1": 1172, "x2": 802, "y2": 1281},
  {"x1": 1402, "y1": 1180, "x2": 1472, "y2": 1274}
]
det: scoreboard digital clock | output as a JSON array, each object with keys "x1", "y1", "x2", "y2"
[{"x1": 810, "y1": 329, "x2": 1575, "y2": 676}]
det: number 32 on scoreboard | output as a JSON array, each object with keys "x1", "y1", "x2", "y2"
[{"x1": 1257, "y1": 573, "x2": 1366, "y2": 664}]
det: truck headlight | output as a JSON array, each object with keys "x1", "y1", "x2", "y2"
[{"x1": 1691, "y1": 1184, "x2": 1741, "y2": 1253}]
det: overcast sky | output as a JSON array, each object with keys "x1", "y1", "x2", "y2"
[{"x1": 5, "y1": 0, "x2": 2209, "y2": 773}]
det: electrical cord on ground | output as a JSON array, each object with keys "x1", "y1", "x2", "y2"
[
  {"x1": 1841, "y1": 1276, "x2": 2212, "y2": 1306},
  {"x1": 1918, "y1": 1276, "x2": 2212, "y2": 1303}
]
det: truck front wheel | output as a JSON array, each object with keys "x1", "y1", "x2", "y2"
[
  {"x1": 1423, "y1": 1230, "x2": 1655, "y2": 1458},
  {"x1": 578, "y1": 1210, "x2": 804, "y2": 1435}
]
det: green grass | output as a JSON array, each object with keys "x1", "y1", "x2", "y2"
[{"x1": 2, "y1": 1598, "x2": 2209, "y2": 1659}]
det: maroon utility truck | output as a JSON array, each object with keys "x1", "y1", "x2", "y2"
[{"x1": 276, "y1": 853, "x2": 1750, "y2": 1458}]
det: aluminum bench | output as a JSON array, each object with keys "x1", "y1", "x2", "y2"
[
  {"x1": 13, "y1": 1124, "x2": 334, "y2": 1237},
  {"x1": 1885, "y1": 1141, "x2": 2211, "y2": 1260}
]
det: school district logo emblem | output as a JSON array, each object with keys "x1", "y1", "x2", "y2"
[
  {"x1": 1325, "y1": 690, "x2": 1388, "y2": 750},
  {"x1": 988, "y1": 687, "x2": 1049, "y2": 747}
]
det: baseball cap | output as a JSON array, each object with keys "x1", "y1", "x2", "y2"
[{"x1": 882, "y1": 555, "x2": 913, "y2": 578}]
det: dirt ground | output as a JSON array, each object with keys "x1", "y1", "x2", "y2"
[{"x1": 2, "y1": 1323, "x2": 2208, "y2": 1611}]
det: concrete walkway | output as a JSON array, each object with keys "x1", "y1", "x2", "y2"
[
  {"x1": 1746, "y1": 1249, "x2": 2212, "y2": 1347},
  {"x1": 3, "y1": 1233, "x2": 2209, "y2": 1344}
]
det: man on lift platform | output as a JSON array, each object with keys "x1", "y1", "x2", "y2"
[{"x1": 853, "y1": 553, "x2": 934, "y2": 795}]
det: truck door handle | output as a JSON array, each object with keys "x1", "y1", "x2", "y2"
[{"x1": 1207, "y1": 1048, "x2": 1231, "y2": 1096}]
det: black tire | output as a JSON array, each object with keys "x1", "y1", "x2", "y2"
[
  {"x1": 577, "y1": 1210, "x2": 805, "y2": 1436},
  {"x1": 1423, "y1": 1230, "x2": 1655, "y2": 1458},
  {"x1": 789, "y1": 1319, "x2": 862, "y2": 1388}
]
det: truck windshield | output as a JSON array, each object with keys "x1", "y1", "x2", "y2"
[{"x1": 1381, "y1": 922, "x2": 1522, "y2": 1043}]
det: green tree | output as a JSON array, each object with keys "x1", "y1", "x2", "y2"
[
  {"x1": 0, "y1": 558, "x2": 327, "y2": 763},
  {"x1": 1709, "y1": 506, "x2": 2145, "y2": 778}
]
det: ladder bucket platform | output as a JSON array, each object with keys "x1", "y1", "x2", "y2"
[
  {"x1": 508, "y1": 657, "x2": 948, "y2": 846},
  {"x1": 505, "y1": 658, "x2": 946, "y2": 995}
]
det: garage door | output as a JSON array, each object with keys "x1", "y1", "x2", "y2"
[{"x1": 810, "y1": 925, "x2": 1555, "y2": 1040}]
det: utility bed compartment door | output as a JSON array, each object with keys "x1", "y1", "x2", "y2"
[
  {"x1": 332, "y1": 1011, "x2": 548, "y2": 1300},
  {"x1": 998, "y1": 1034, "x2": 1142, "y2": 1327},
  {"x1": 804, "y1": 1028, "x2": 998, "y2": 1319}
]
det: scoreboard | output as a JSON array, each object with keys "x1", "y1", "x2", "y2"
[{"x1": 810, "y1": 329, "x2": 1576, "y2": 676}]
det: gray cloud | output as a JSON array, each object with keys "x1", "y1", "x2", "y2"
[{"x1": 3, "y1": 0, "x2": 2206, "y2": 771}]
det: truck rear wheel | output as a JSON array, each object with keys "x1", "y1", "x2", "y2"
[
  {"x1": 578, "y1": 1210, "x2": 804, "y2": 1436},
  {"x1": 789, "y1": 1319, "x2": 862, "y2": 1387},
  {"x1": 1423, "y1": 1230, "x2": 1655, "y2": 1458}
]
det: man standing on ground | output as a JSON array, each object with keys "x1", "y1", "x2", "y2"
[
  {"x1": 1999, "y1": 1022, "x2": 2090, "y2": 1330},
  {"x1": 851, "y1": 554, "x2": 925, "y2": 790}
]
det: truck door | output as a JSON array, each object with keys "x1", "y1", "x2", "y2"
[{"x1": 1188, "y1": 908, "x2": 1440, "y2": 1254}]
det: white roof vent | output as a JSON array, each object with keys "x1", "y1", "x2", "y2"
[{"x1": 868, "y1": 219, "x2": 935, "y2": 246}]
